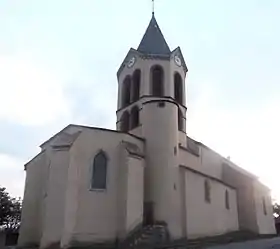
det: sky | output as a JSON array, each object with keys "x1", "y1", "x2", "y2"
[{"x1": 0, "y1": 0, "x2": 279, "y2": 202}]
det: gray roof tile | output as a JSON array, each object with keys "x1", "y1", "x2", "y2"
[{"x1": 137, "y1": 14, "x2": 171, "y2": 55}]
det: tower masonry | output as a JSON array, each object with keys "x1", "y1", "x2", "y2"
[{"x1": 116, "y1": 13, "x2": 188, "y2": 237}]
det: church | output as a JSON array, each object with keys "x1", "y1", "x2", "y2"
[{"x1": 18, "y1": 12, "x2": 276, "y2": 249}]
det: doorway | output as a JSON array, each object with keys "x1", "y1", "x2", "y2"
[{"x1": 143, "y1": 201, "x2": 154, "y2": 226}]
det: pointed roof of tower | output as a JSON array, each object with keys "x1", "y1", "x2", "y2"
[{"x1": 137, "y1": 14, "x2": 171, "y2": 55}]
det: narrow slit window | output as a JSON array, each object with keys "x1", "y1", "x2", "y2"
[
  {"x1": 262, "y1": 197, "x2": 267, "y2": 215},
  {"x1": 225, "y1": 190, "x2": 230, "y2": 210},
  {"x1": 204, "y1": 180, "x2": 211, "y2": 203}
]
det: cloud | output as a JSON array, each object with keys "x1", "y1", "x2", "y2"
[
  {"x1": 0, "y1": 53, "x2": 75, "y2": 197},
  {"x1": 0, "y1": 50, "x2": 118, "y2": 198},
  {"x1": 0, "y1": 54, "x2": 71, "y2": 126},
  {"x1": 63, "y1": 59, "x2": 117, "y2": 129},
  {"x1": 188, "y1": 84, "x2": 280, "y2": 201},
  {"x1": 0, "y1": 0, "x2": 279, "y2": 203},
  {"x1": 0, "y1": 154, "x2": 25, "y2": 198},
  {"x1": 0, "y1": 120, "x2": 43, "y2": 158}
]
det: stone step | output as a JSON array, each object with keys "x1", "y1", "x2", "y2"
[{"x1": 125, "y1": 224, "x2": 169, "y2": 249}]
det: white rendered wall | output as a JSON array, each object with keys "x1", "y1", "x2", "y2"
[
  {"x1": 40, "y1": 149, "x2": 70, "y2": 249},
  {"x1": 61, "y1": 129, "x2": 144, "y2": 247},
  {"x1": 125, "y1": 156, "x2": 144, "y2": 232},
  {"x1": 18, "y1": 152, "x2": 47, "y2": 246},
  {"x1": 183, "y1": 169, "x2": 239, "y2": 238},
  {"x1": 254, "y1": 182, "x2": 276, "y2": 234}
]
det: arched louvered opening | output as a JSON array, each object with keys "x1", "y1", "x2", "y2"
[
  {"x1": 130, "y1": 105, "x2": 140, "y2": 129},
  {"x1": 178, "y1": 108, "x2": 184, "y2": 131},
  {"x1": 91, "y1": 151, "x2": 107, "y2": 190},
  {"x1": 204, "y1": 180, "x2": 211, "y2": 203},
  {"x1": 225, "y1": 190, "x2": 230, "y2": 210},
  {"x1": 151, "y1": 65, "x2": 164, "y2": 97},
  {"x1": 132, "y1": 70, "x2": 141, "y2": 102},
  {"x1": 120, "y1": 111, "x2": 130, "y2": 132},
  {"x1": 174, "y1": 72, "x2": 183, "y2": 105},
  {"x1": 122, "y1": 76, "x2": 131, "y2": 107}
]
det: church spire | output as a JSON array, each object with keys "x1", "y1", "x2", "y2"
[{"x1": 137, "y1": 12, "x2": 171, "y2": 55}]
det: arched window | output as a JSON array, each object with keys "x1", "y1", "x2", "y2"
[
  {"x1": 132, "y1": 70, "x2": 141, "y2": 102},
  {"x1": 122, "y1": 76, "x2": 131, "y2": 107},
  {"x1": 120, "y1": 111, "x2": 130, "y2": 132},
  {"x1": 91, "y1": 151, "x2": 107, "y2": 190},
  {"x1": 262, "y1": 197, "x2": 267, "y2": 215},
  {"x1": 225, "y1": 190, "x2": 230, "y2": 210},
  {"x1": 130, "y1": 106, "x2": 140, "y2": 129},
  {"x1": 178, "y1": 108, "x2": 183, "y2": 131},
  {"x1": 151, "y1": 65, "x2": 164, "y2": 97},
  {"x1": 174, "y1": 73, "x2": 183, "y2": 105},
  {"x1": 204, "y1": 180, "x2": 211, "y2": 203}
]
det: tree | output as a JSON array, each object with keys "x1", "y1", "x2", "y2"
[{"x1": 0, "y1": 187, "x2": 21, "y2": 232}]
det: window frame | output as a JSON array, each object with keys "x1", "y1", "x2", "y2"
[
  {"x1": 174, "y1": 72, "x2": 183, "y2": 105},
  {"x1": 120, "y1": 111, "x2": 130, "y2": 132},
  {"x1": 151, "y1": 65, "x2": 164, "y2": 97},
  {"x1": 262, "y1": 197, "x2": 267, "y2": 215},
  {"x1": 90, "y1": 150, "x2": 108, "y2": 191},
  {"x1": 122, "y1": 76, "x2": 132, "y2": 108},
  {"x1": 178, "y1": 107, "x2": 184, "y2": 131},
  {"x1": 130, "y1": 105, "x2": 140, "y2": 130},
  {"x1": 204, "y1": 179, "x2": 211, "y2": 203},
  {"x1": 225, "y1": 189, "x2": 230, "y2": 210},
  {"x1": 132, "y1": 69, "x2": 141, "y2": 102}
]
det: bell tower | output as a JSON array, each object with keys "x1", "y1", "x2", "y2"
[
  {"x1": 116, "y1": 12, "x2": 188, "y2": 238},
  {"x1": 116, "y1": 13, "x2": 188, "y2": 137}
]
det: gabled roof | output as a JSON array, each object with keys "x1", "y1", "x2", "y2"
[
  {"x1": 117, "y1": 14, "x2": 189, "y2": 76},
  {"x1": 137, "y1": 14, "x2": 171, "y2": 55},
  {"x1": 117, "y1": 48, "x2": 139, "y2": 78},
  {"x1": 171, "y1": 46, "x2": 188, "y2": 74},
  {"x1": 51, "y1": 131, "x2": 81, "y2": 148},
  {"x1": 40, "y1": 124, "x2": 145, "y2": 148},
  {"x1": 40, "y1": 124, "x2": 82, "y2": 148},
  {"x1": 122, "y1": 141, "x2": 145, "y2": 159}
]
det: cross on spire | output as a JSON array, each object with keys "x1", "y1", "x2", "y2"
[{"x1": 152, "y1": 0, "x2": 155, "y2": 15}]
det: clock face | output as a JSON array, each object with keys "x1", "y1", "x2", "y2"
[
  {"x1": 174, "y1": 55, "x2": 182, "y2": 67},
  {"x1": 127, "y1": 56, "x2": 136, "y2": 68}
]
